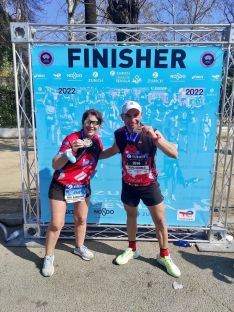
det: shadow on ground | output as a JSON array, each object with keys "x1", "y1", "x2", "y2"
[{"x1": 179, "y1": 250, "x2": 234, "y2": 284}]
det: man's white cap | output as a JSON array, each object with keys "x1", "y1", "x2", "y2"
[{"x1": 122, "y1": 100, "x2": 142, "y2": 114}]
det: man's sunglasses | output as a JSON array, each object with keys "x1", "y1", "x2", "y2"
[{"x1": 84, "y1": 119, "x2": 100, "y2": 126}]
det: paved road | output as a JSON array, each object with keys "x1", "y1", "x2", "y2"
[
  {"x1": 0, "y1": 138, "x2": 233, "y2": 312},
  {"x1": 0, "y1": 239, "x2": 234, "y2": 312}
]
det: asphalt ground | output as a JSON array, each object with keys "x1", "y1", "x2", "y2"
[
  {"x1": 0, "y1": 239, "x2": 234, "y2": 312},
  {"x1": 0, "y1": 138, "x2": 233, "y2": 312}
]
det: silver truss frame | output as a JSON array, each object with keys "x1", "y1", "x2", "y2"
[{"x1": 10, "y1": 23, "x2": 234, "y2": 242}]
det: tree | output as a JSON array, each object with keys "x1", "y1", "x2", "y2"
[
  {"x1": 1, "y1": 0, "x2": 46, "y2": 21},
  {"x1": 141, "y1": 0, "x2": 221, "y2": 41},
  {"x1": 65, "y1": 0, "x2": 97, "y2": 41},
  {"x1": 221, "y1": 0, "x2": 234, "y2": 23},
  {"x1": 0, "y1": 0, "x2": 46, "y2": 72},
  {"x1": 182, "y1": 0, "x2": 218, "y2": 24},
  {"x1": 106, "y1": 0, "x2": 146, "y2": 41},
  {"x1": 66, "y1": 0, "x2": 79, "y2": 41},
  {"x1": 144, "y1": 0, "x2": 221, "y2": 24},
  {"x1": 85, "y1": 0, "x2": 97, "y2": 41},
  {"x1": 0, "y1": 3, "x2": 14, "y2": 76}
]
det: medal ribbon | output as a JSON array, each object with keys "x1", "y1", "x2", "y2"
[{"x1": 125, "y1": 127, "x2": 139, "y2": 143}]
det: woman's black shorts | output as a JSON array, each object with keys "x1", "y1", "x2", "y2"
[
  {"x1": 121, "y1": 180, "x2": 164, "y2": 207},
  {"x1": 48, "y1": 179, "x2": 91, "y2": 202}
]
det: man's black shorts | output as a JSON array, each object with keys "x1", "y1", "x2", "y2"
[
  {"x1": 48, "y1": 179, "x2": 91, "y2": 202},
  {"x1": 121, "y1": 180, "x2": 164, "y2": 207}
]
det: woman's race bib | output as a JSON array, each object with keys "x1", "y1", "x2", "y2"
[{"x1": 65, "y1": 184, "x2": 87, "y2": 203}]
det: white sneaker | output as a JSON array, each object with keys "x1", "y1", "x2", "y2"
[
  {"x1": 74, "y1": 245, "x2": 94, "y2": 261},
  {"x1": 157, "y1": 255, "x2": 181, "y2": 278},
  {"x1": 115, "y1": 248, "x2": 141, "y2": 265},
  {"x1": 42, "y1": 255, "x2": 54, "y2": 277}
]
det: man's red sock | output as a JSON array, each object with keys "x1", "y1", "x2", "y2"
[
  {"x1": 160, "y1": 248, "x2": 169, "y2": 257},
  {"x1": 129, "y1": 241, "x2": 137, "y2": 251}
]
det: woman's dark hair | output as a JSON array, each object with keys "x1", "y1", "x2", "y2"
[{"x1": 82, "y1": 109, "x2": 104, "y2": 125}]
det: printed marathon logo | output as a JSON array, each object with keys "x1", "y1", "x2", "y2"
[
  {"x1": 39, "y1": 51, "x2": 54, "y2": 66},
  {"x1": 200, "y1": 52, "x2": 215, "y2": 67},
  {"x1": 94, "y1": 208, "x2": 114, "y2": 216},
  {"x1": 177, "y1": 210, "x2": 196, "y2": 221}
]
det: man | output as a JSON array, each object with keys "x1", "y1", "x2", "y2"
[{"x1": 100, "y1": 100, "x2": 181, "y2": 278}]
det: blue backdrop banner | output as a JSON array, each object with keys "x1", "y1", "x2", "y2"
[{"x1": 31, "y1": 45, "x2": 223, "y2": 226}]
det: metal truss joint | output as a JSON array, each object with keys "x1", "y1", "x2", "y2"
[
  {"x1": 24, "y1": 224, "x2": 41, "y2": 238},
  {"x1": 209, "y1": 225, "x2": 228, "y2": 243}
]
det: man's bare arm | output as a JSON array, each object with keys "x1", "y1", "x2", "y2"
[
  {"x1": 141, "y1": 126, "x2": 178, "y2": 159},
  {"x1": 99, "y1": 140, "x2": 119, "y2": 159},
  {"x1": 155, "y1": 133, "x2": 178, "y2": 159}
]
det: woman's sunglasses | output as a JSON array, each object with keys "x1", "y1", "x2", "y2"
[{"x1": 84, "y1": 119, "x2": 100, "y2": 126}]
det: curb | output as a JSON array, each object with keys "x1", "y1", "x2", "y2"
[
  {"x1": 0, "y1": 128, "x2": 32, "y2": 138},
  {"x1": 0, "y1": 212, "x2": 23, "y2": 227}
]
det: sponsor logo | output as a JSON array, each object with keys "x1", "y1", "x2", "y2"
[
  {"x1": 207, "y1": 88, "x2": 216, "y2": 96},
  {"x1": 115, "y1": 71, "x2": 131, "y2": 83},
  {"x1": 116, "y1": 71, "x2": 130, "y2": 75},
  {"x1": 211, "y1": 74, "x2": 220, "y2": 80},
  {"x1": 177, "y1": 210, "x2": 195, "y2": 221},
  {"x1": 132, "y1": 75, "x2": 142, "y2": 84},
  {"x1": 67, "y1": 72, "x2": 82, "y2": 79},
  {"x1": 94, "y1": 208, "x2": 114, "y2": 216},
  {"x1": 147, "y1": 79, "x2": 163, "y2": 84},
  {"x1": 138, "y1": 210, "x2": 150, "y2": 217},
  {"x1": 88, "y1": 78, "x2": 104, "y2": 83},
  {"x1": 192, "y1": 75, "x2": 204, "y2": 80},
  {"x1": 53, "y1": 73, "x2": 61, "y2": 79},
  {"x1": 170, "y1": 73, "x2": 186, "y2": 80},
  {"x1": 148, "y1": 72, "x2": 163, "y2": 83},
  {"x1": 33, "y1": 74, "x2": 45, "y2": 79},
  {"x1": 62, "y1": 141, "x2": 70, "y2": 147},
  {"x1": 200, "y1": 52, "x2": 215, "y2": 67},
  {"x1": 39, "y1": 51, "x2": 54, "y2": 66},
  {"x1": 153, "y1": 87, "x2": 167, "y2": 91}
]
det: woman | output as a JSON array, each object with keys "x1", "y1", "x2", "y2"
[{"x1": 42, "y1": 109, "x2": 103, "y2": 277}]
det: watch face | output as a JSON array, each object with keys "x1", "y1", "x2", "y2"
[
  {"x1": 83, "y1": 138, "x2": 93, "y2": 147},
  {"x1": 133, "y1": 125, "x2": 142, "y2": 133}
]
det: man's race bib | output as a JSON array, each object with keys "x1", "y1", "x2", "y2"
[
  {"x1": 125, "y1": 153, "x2": 149, "y2": 177},
  {"x1": 65, "y1": 184, "x2": 87, "y2": 203}
]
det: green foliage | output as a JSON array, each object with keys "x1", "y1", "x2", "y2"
[
  {"x1": 0, "y1": 47, "x2": 13, "y2": 77},
  {"x1": 0, "y1": 86, "x2": 17, "y2": 127}
]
